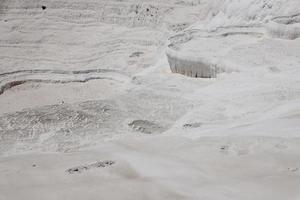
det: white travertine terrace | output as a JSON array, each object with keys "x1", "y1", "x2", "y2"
[
  {"x1": 166, "y1": 45, "x2": 218, "y2": 78},
  {"x1": 1, "y1": 0, "x2": 300, "y2": 199},
  {"x1": 266, "y1": 15, "x2": 300, "y2": 40},
  {"x1": 166, "y1": 0, "x2": 300, "y2": 78},
  {"x1": 166, "y1": 28, "x2": 264, "y2": 78}
]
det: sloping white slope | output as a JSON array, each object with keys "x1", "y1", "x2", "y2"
[
  {"x1": 0, "y1": 0, "x2": 300, "y2": 200},
  {"x1": 200, "y1": 0, "x2": 300, "y2": 28}
]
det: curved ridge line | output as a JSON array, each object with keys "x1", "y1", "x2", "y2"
[
  {"x1": 0, "y1": 68, "x2": 116, "y2": 77},
  {"x1": 0, "y1": 76, "x2": 116, "y2": 95}
]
